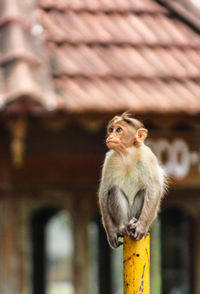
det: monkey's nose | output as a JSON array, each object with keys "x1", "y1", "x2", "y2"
[
  {"x1": 107, "y1": 138, "x2": 112, "y2": 143},
  {"x1": 107, "y1": 134, "x2": 114, "y2": 141}
]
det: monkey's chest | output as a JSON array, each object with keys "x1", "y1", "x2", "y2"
[{"x1": 108, "y1": 162, "x2": 143, "y2": 205}]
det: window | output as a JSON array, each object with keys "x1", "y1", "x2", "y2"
[
  {"x1": 46, "y1": 211, "x2": 74, "y2": 294},
  {"x1": 88, "y1": 222, "x2": 99, "y2": 294},
  {"x1": 161, "y1": 207, "x2": 194, "y2": 294}
]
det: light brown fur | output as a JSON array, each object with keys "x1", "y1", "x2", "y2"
[{"x1": 98, "y1": 113, "x2": 167, "y2": 248}]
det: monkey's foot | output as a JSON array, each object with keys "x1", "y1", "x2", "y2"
[
  {"x1": 127, "y1": 217, "x2": 138, "y2": 231},
  {"x1": 127, "y1": 219, "x2": 146, "y2": 241},
  {"x1": 126, "y1": 217, "x2": 137, "y2": 238},
  {"x1": 108, "y1": 233, "x2": 123, "y2": 248}
]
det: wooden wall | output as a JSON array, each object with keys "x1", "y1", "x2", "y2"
[{"x1": 0, "y1": 116, "x2": 200, "y2": 294}]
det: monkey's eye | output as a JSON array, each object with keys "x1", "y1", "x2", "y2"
[
  {"x1": 116, "y1": 127, "x2": 122, "y2": 133},
  {"x1": 109, "y1": 127, "x2": 113, "y2": 133}
]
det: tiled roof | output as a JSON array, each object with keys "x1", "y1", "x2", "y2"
[
  {"x1": 39, "y1": 0, "x2": 166, "y2": 12},
  {"x1": 0, "y1": 0, "x2": 200, "y2": 114},
  {"x1": 0, "y1": 0, "x2": 57, "y2": 111},
  {"x1": 54, "y1": 77, "x2": 200, "y2": 113}
]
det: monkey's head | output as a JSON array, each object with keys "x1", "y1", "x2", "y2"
[{"x1": 106, "y1": 112, "x2": 148, "y2": 154}]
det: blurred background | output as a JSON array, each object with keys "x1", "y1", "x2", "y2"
[{"x1": 0, "y1": 0, "x2": 200, "y2": 294}]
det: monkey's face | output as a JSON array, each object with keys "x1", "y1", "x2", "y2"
[{"x1": 106, "y1": 121, "x2": 135, "y2": 153}]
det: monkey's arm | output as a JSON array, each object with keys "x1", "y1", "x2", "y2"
[
  {"x1": 128, "y1": 150, "x2": 166, "y2": 241},
  {"x1": 98, "y1": 153, "x2": 122, "y2": 248},
  {"x1": 98, "y1": 188, "x2": 122, "y2": 248},
  {"x1": 129, "y1": 184, "x2": 162, "y2": 241}
]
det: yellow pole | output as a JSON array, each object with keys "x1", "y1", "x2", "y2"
[{"x1": 123, "y1": 234, "x2": 150, "y2": 294}]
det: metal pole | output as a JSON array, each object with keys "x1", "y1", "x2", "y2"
[{"x1": 123, "y1": 234, "x2": 150, "y2": 294}]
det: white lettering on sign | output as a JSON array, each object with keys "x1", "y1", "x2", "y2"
[{"x1": 147, "y1": 139, "x2": 200, "y2": 180}]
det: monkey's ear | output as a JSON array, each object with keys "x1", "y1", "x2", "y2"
[{"x1": 135, "y1": 128, "x2": 148, "y2": 143}]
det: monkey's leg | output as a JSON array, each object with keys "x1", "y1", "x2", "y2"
[
  {"x1": 129, "y1": 188, "x2": 160, "y2": 241},
  {"x1": 128, "y1": 190, "x2": 145, "y2": 240},
  {"x1": 99, "y1": 187, "x2": 123, "y2": 248},
  {"x1": 107, "y1": 185, "x2": 130, "y2": 237}
]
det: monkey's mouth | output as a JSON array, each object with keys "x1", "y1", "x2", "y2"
[{"x1": 106, "y1": 140, "x2": 118, "y2": 147}]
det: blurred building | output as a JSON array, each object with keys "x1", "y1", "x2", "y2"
[{"x1": 0, "y1": 0, "x2": 200, "y2": 294}]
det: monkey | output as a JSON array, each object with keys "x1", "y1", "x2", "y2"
[{"x1": 98, "y1": 112, "x2": 167, "y2": 248}]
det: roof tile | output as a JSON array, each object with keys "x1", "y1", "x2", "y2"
[
  {"x1": 40, "y1": 10, "x2": 200, "y2": 47},
  {"x1": 0, "y1": 0, "x2": 28, "y2": 27},
  {"x1": 39, "y1": 0, "x2": 166, "y2": 12},
  {"x1": 48, "y1": 44, "x2": 200, "y2": 79},
  {"x1": 54, "y1": 77, "x2": 200, "y2": 114},
  {"x1": 0, "y1": 0, "x2": 58, "y2": 111},
  {"x1": 0, "y1": 23, "x2": 41, "y2": 65}
]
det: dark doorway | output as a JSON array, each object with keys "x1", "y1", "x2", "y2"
[
  {"x1": 88, "y1": 216, "x2": 123, "y2": 294},
  {"x1": 31, "y1": 207, "x2": 59, "y2": 294},
  {"x1": 31, "y1": 207, "x2": 74, "y2": 294},
  {"x1": 97, "y1": 217, "x2": 112, "y2": 294}
]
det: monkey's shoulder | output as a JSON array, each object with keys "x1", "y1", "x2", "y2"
[
  {"x1": 139, "y1": 145, "x2": 166, "y2": 185},
  {"x1": 127, "y1": 145, "x2": 158, "y2": 165},
  {"x1": 129, "y1": 145, "x2": 164, "y2": 183},
  {"x1": 139, "y1": 144, "x2": 158, "y2": 163}
]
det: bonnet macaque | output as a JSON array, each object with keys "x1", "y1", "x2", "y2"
[{"x1": 98, "y1": 113, "x2": 167, "y2": 248}]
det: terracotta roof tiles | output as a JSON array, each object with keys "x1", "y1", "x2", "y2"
[
  {"x1": 48, "y1": 44, "x2": 200, "y2": 79},
  {"x1": 40, "y1": 11, "x2": 200, "y2": 46},
  {"x1": 0, "y1": 0, "x2": 58, "y2": 111},
  {"x1": 53, "y1": 77, "x2": 200, "y2": 114},
  {"x1": 39, "y1": 0, "x2": 167, "y2": 13},
  {"x1": 0, "y1": 0, "x2": 200, "y2": 114}
]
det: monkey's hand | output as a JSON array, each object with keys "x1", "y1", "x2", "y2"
[
  {"x1": 127, "y1": 219, "x2": 148, "y2": 241},
  {"x1": 110, "y1": 142, "x2": 126, "y2": 155},
  {"x1": 107, "y1": 230, "x2": 123, "y2": 249}
]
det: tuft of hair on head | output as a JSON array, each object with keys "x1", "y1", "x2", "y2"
[
  {"x1": 108, "y1": 112, "x2": 144, "y2": 130},
  {"x1": 121, "y1": 111, "x2": 131, "y2": 120},
  {"x1": 120, "y1": 111, "x2": 132, "y2": 124},
  {"x1": 121, "y1": 112, "x2": 144, "y2": 130}
]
